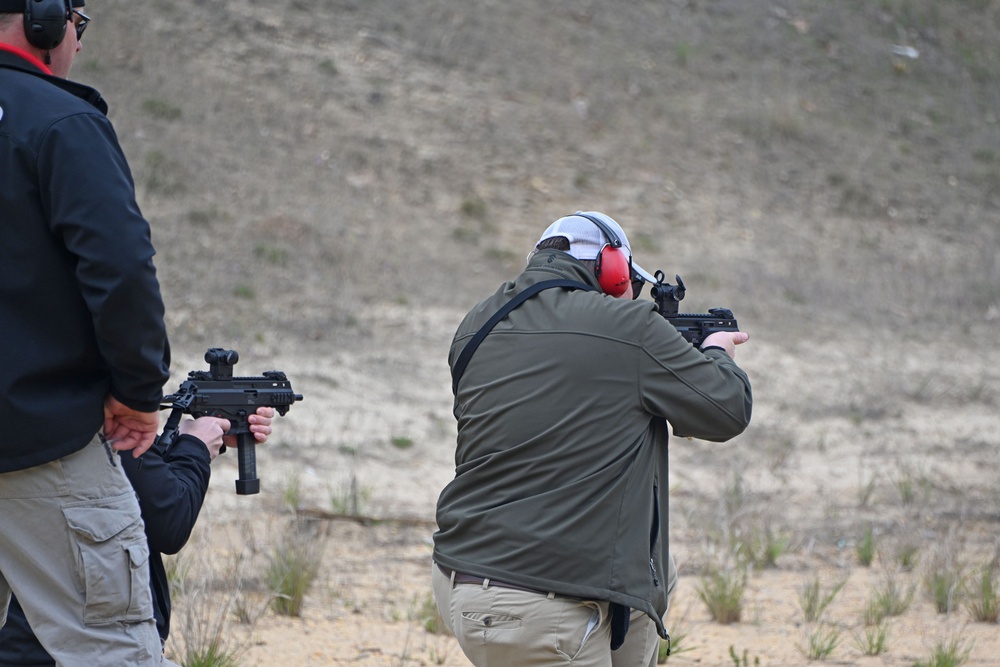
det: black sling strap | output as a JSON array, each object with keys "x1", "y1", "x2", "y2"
[{"x1": 451, "y1": 279, "x2": 596, "y2": 394}]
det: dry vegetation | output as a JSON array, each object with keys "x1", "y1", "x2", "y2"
[{"x1": 71, "y1": 0, "x2": 1000, "y2": 664}]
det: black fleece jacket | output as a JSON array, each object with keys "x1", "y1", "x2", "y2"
[{"x1": 0, "y1": 46, "x2": 170, "y2": 472}]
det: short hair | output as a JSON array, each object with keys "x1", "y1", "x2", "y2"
[
  {"x1": 536, "y1": 236, "x2": 570, "y2": 252},
  {"x1": 534, "y1": 236, "x2": 596, "y2": 274}
]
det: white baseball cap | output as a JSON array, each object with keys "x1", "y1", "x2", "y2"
[
  {"x1": 536, "y1": 211, "x2": 657, "y2": 284},
  {"x1": 536, "y1": 211, "x2": 631, "y2": 261}
]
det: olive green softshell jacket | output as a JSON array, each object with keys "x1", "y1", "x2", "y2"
[{"x1": 434, "y1": 251, "x2": 752, "y2": 637}]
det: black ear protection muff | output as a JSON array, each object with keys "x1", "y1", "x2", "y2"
[
  {"x1": 572, "y1": 212, "x2": 632, "y2": 297},
  {"x1": 23, "y1": 0, "x2": 71, "y2": 52}
]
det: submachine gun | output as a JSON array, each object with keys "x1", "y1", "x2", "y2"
[
  {"x1": 646, "y1": 270, "x2": 740, "y2": 348},
  {"x1": 158, "y1": 348, "x2": 303, "y2": 495}
]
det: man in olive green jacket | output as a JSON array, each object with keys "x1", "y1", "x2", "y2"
[{"x1": 433, "y1": 212, "x2": 752, "y2": 667}]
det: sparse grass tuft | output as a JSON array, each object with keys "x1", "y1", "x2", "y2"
[
  {"x1": 896, "y1": 541, "x2": 921, "y2": 572},
  {"x1": 728, "y1": 645, "x2": 760, "y2": 666},
  {"x1": 857, "y1": 525, "x2": 877, "y2": 567},
  {"x1": 254, "y1": 244, "x2": 289, "y2": 265},
  {"x1": 966, "y1": 564, "x2": 1000, "y2": 623},
  {"x1": 167, "y1": 525, "x2": 263, "y2": 667},
  {"x1": 164, "y1": 551, "x2": 193, "y2": 604},
  {"x1": 675, "y1": 42, "x2": 691, "y2": 67},
  {"x1": 233, "y1": 285, "x2": 255, "y2": 300},
  {"x1": 863, "y1": 569, "x2": 915, "y2": 625},
  {"x1": 798, "y1": 574, "x2": 847, "y2": 623},
  {"x1": 734, "y1": 523, "x2": 791, "y2": 570},
  {"x1": 266, "y1": 519, "x2": 325, "y2": 617},
  {"x1": 415, "y1": 591, "x2": 449, "y2": 635},
  {"x1": 913, "y1": 637, "x2": 973, "y2": 667},
  {"x1": 897, "y1": 478, "x2": 915, "y2": 505},
  {"x1": 894, "y1": 469, "x2": 924, "y2": 506},
  {"x1": 925, "y1": 564, "x2": 965, "y2": 615},
  {"x1": 857, "y1": 469, "x2": 878, "y2": 507},
  {"x1": 723, "y1": 469, "x2": 746, "y2": 517},
  {"x1": 317, "y1": 58, "x2": 338, "y2": 76},
  {"x1": 182, "y1": 643, "x2": 242, "y2": 667},
  {"x1": 924, "y1": 536, "x2": 967, "y2": 614},
  {"x1": 459, "y1": 195, "x2": 488, "y2": 220},
  {"x1": 697, "y1": 567, "x2": 747, "y2": 625},
  {"x1": 329, "y1": 473, "x2": 371, "y2": 516},
  {"x1": 797, "y1": 623, "x2": 840, "y2": 661},
  {"x1": 282, "y1": 473, "x2": 302, "y2": 511},
  {"x1": 853, "y1": 619, "x2": 891, "y2": 656},
  {"x1": 390, "y1": 435, "x2": 414, "y2": 450}
]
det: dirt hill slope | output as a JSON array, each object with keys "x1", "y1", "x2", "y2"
[{"x1": 80, "y1": 0, "x2": 999, "y2": 337}]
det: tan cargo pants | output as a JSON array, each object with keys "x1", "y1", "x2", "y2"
[
  {"x1": 432, "y1": 563, "x2": 661, "y2": 666},
  {"x1": 0, "y1": 436, "x2": 163, "y2": 666}
]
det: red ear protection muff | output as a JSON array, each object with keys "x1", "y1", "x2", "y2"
[
  {"x1": 572, "y1": 213, "x2": 632, "y2": 297},
  {"x1": 595, "y1": 243, "x2": 631, "y2": 297}
]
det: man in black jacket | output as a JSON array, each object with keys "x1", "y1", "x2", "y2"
[
  {"x1": 0, "y1": 409, "x2": 275, "y2": 666},
  {"x1": 1, "y1": 2, "x2": 173, "y2": 663}
]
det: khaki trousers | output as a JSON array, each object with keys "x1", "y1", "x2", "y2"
[
  {"x1": 0, "y1": 436, "x2": 163, "y2": 667},
  {"x1": 432, "y1": 564, "x2": 660, "y2": 666}
]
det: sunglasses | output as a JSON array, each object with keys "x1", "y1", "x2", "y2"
[
  {"x1": 72, "y1": 9, "x2": 90, "y2": 41},
  {"x1": 630, "y1": 275, "x2": 644, "y2": 299}
]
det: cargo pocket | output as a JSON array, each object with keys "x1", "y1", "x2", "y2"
[{"x1": 63, "y1": 493, "x2": 154, "y2": 625}]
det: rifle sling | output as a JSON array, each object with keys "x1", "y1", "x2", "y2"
[{"x1": 451, "y1": 279, "x2": 596, "y2": 394}]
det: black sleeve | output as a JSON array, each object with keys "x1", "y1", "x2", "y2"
[
  {"x1": 0, "y1": 594, "x2": 55, "y2": 667},
  {"x1": 120, "y1": 434, "x2": 211, "y2": 555},
  {"x1": 39, "y1": 111, "x2": 170, "y2": 411}
]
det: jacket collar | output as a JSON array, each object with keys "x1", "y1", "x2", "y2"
[
  {"x1": 0, "y1": 46, "x2": 109, "y2": 115},
  {"x1": 523, "y1": 250, "x2": 602, "y2": 290},
  {"x1": 0, "y1": 42, "x2": 50, "y2": 73}
]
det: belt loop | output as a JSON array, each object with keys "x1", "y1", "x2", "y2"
[
  {"x1": 482, "y1": 578, "x2": 491, "y2": 590},
  {"x1": 547, "y1": 592, "x2": 555, "y2": 599},
  {"x1": 449, "y1": 568, "x2": 456, "y2": 587}
]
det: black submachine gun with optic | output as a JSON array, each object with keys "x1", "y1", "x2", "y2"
[
  {"x1": 157, "y1": 348, "x2": 303, "y2": 495},
  {"x1": 648, "y1": 271, "x2": 740, "y2": 348}
]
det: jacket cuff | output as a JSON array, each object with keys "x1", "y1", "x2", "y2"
[
  {"x1": 109, "y1": 388, "x2": 163, "y2": 413},
  {"x1": 172, "y1": 434, "x2": 212, "y2": 464}
]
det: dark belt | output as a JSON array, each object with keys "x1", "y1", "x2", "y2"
[{"x1": 437, "y1": 563, "x2": 549, "y2": 595}]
